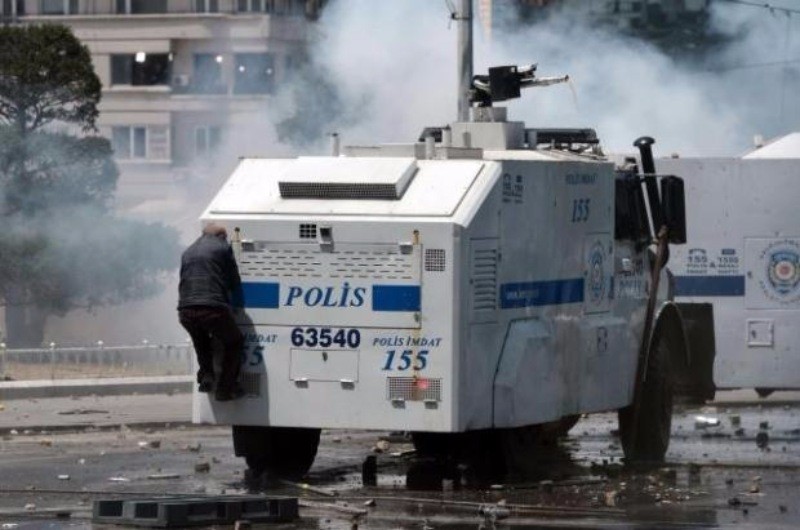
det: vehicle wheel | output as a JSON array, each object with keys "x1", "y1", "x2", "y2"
[
  {"x1": 537, "y1": 414, "x2": 581, "y2": 440},
  {"x1": 233, "y1": 425, "x2": 320, "y2": 480},
  {"x1": 410, "y1": 432, "x2": 453, "y2": 457},
  {"x1": 755, "y1": 388, "x2": 774, "y2": 399},
  {"x1": 618, "y1": 338, "x2": 673, "y2": 463}
]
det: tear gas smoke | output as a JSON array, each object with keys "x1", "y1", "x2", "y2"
[{"x1": 294, "y1": 0, "x2": 800, "y2": 156}]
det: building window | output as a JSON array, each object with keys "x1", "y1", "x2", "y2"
[
  {"x1": 1, "y1": 0, "x2": 26, "y2": 16},
  {"x1": 238, "y1": 0, "x2": 286, "y2": 13},
  {"x1": 112, "y1": 126, "x2": 147, "y2": 159},
  {"x1": 116, "y1": 0, "x2": 167, "y2": 14},
  {"x1": 193, "y1": 54, "x2": 225, "y2": 93},
  {"x1": 234, "y1": 53, "x2": 274, "y2": 94},
  {"x1": 194, "y1": 0, "x2": 219, "y2": 12},
  {"x1": 40, "y1": 0, "x2": 78, "y2": 14},
  {"x1": 195, "y1": 126, "x2": 222, "y2": 158},
  {"x1": 111, "y1": 53, "x2": 171, "y2": 86}
]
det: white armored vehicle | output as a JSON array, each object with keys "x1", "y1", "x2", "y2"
[
  {"x1": 658, "y1": 133, "x2": 800, "y2": 399},
  {"x1": 194, "y1": 2, "x2": 693, "y2": 478}
]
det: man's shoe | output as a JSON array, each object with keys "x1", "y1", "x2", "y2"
[
  {"x1": 215, "y1": 385, "x2": 245, "y2": 402},
  {"x1": 198, "y1": 375, "x2": 215, "y2": 393}
]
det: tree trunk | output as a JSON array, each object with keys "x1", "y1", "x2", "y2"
[{"x1": 3, "y1": 285, "x2": 48, "y2": 348}]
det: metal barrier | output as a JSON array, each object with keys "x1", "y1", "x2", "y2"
[{"x1": 0, "y1": 342, "x2": 193, "y2": 381}]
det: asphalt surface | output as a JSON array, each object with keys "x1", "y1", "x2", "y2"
[{"x1": 0, "y1": 391, "x2": 798, "y2": 529}]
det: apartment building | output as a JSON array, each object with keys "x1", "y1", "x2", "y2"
[
  {"x1": 585, "y1": 0, "x2": 710, "y2": 30},
  {"x1": 500, "y1": 0, "x2": 710, "y2": 30},
  {"x1": 1, "y1": 0, "x2": 324, "y2": 213}
]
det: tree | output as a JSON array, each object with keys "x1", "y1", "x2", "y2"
[
  {"x1": 0, "y1": 25, "x2": 179, "y2": 347},
  {"x1": 0, "y1": 24, "x2": 100, "y2": 135}
]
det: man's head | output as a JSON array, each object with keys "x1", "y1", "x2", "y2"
[{"x1": 202, "y1": 223, "x2": 227, "y2": 240}]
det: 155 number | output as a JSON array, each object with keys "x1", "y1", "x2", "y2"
[{"x1": 382, "y1": 349, "x2": 429, "y2": 371}]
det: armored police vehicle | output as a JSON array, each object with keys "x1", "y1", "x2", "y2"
[
  {"x1": 657, "y1": 133, "x2": 800, "y2": 399},
  {"x1": 193, "y1": 2, "x2": 691, "y2": 479}
]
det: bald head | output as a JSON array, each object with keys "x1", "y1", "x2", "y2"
[{"x1": 202, "y1": 223, "x2": 227, "y2": 240}]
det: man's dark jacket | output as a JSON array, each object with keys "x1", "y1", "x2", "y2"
[{"x1": 178, "y1": 234, "x2": 242, "y2": 309}]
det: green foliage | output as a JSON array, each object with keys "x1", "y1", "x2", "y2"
[
  {"x1": 0, "y1": 127, "x2": 117, "y2": 216},
  {"x1": 0, "y1": 24, "x2": 101, "y2": 133},
  {"x1": 0, "y1": 25, "x2": 179, "y2": 346}
]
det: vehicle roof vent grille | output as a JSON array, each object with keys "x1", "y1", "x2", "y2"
[
  {"x1": 279, "y1": 182, "x2": 400, "y2": 200},
  {"x1": 278, "y1": 157, "x2": 417, "y2": 201}
]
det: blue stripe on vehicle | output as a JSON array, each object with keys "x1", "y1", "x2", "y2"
[
  {"x1": 500, "y1": 278, "x2": 585, "y2": 309},
  {"x1": 241, "y1": 282, "x2": 280, "y2": 308},
  {"x1": 372, "y1": 285, "x2": 421, "y2": 312},
  {"x1": 674, "y1": 275, "x2": 745, "y2": 297}
]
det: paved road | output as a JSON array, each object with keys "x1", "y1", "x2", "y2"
[
  {"x1": 0, "y1": 393, "x2": 191, "y2": 433},
  {"x1": 0, "y1": 391, "x2": 799, "y2": 528}
]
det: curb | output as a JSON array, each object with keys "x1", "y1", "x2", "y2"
[{"x1": 0, "y1": 375, "x2": 193, "y2": 401}]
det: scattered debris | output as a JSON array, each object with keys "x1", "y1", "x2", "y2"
[
  {"x1": 299, "y1": 500, "x2": 366, "y2": 517},
  {"x1": 194, "y1": 461, "x2": 211, "y2": 473},
  {"x1": 478, "y1": 504, "x2": 510, "y2": 520},
  {"x1": 603, "y1": 490, "x2": 618, "y2": 508},
  {"x1": 728, "y1": 497, "x2": 758, "y2": 507},
  {"x1": 373, "y1": 440, "x2": 390, "y2": 453},
  {"x1": 39, "y1": 439, "x2": 53, "y2": 447},
  {"x1": 57, "y1": 409, "x2": 109, "y2": 416},
  {"x1": 694, "y1": 416, "x2": 721, "y2": 429},
  {"x1": 185, "y1": 443, "x2": 202, "y2": 452}
]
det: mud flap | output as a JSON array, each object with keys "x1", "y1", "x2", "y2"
[{"x1": 673, "y1": 303, "x2": 716, "y2": 402}]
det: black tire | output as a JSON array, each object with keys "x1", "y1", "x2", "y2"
[
  {"x1": 618, "y1": 339, "x2": 673, "y2": 463},
  {"x1": 410, "y1": 432, "x2": 454, "y2": 458},
  {"x1": 538, "y1": 415, "x2": 581, "y2": 440},
  {"x1": 233, "y1": 425, "x2": 320, "y2": 480},
  {"x1": 755, "y1": 388, "x2": 774, "y2": 399}
]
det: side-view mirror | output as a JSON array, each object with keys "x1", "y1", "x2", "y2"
[
  {"x1": 614, "y1": 174, "x2": 651, "y2": 247},
  {"x1": 660, "y1": 176, "x2": 686, "y2": 244}
]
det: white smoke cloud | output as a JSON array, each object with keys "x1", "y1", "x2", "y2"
[{"x1": 305, "y1": 0, "x2": 800, "y2": 157}]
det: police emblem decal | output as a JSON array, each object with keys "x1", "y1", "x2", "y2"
[
  {"x1": 759, "y1": 240, "x2": 800, "y2": 303},
  {"x1": 767, "y1": 249, "x2": 800, "y2": 296},
  {"x1": 588, "y1": 242, "x2": 606, "y2": 303}
]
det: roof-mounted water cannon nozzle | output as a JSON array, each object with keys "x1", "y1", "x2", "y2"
[{"x1": 470, "y1": 64, "x2": 569, "y2": 108}]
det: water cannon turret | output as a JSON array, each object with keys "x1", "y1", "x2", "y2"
[{"x1": 470, "y1": 65, "x2": 569, "y2": 108}]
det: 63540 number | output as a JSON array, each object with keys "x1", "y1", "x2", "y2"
[{"x1": 290, "y1": 327, "x2": 361, "y2": 348}]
